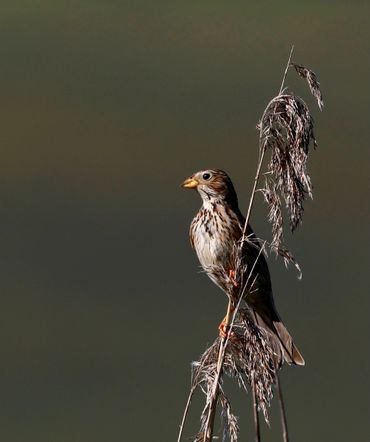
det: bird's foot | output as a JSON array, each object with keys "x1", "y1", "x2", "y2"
[
  {"x1": 218, "y1": 318, "x2": 235, "y2": 339},
  {"x1": 228, "y1": 269, "x2": 238, "y2": 287}
]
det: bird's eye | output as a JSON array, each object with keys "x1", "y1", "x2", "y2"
[{"x1": 202, "y1": 172, "x2": 211, "y2": 180}]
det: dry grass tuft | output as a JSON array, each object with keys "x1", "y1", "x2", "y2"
[
  {"x1": 292, "y1": 63, "x2": 324, "y2": 110},
  {"x1": 259, "y1": 94, "x2": 316, "y2": 249},
  {"x1": 258, "y1": 59, "x2": 324, "y2": 272},
  {"x1": 192, "y1": 309, "x2": 276, "y2": 442}
]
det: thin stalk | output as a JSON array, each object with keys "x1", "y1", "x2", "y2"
[
  {"x1": 202, "y1": 338, "x2": 223, "y2": 442},
  {"x1": 242, "y1": 146, "x2": 267, "y2": 239},
  {"x1": 278, "y1": 46, "x2": 294, "y2": 95},
  {"x1": 251, "y1": 372, "x2": 261, "y2": 442},
  {"x1": 177, "y1": 385, "x2": 196, "y2": 442},
  {"x1": 276, "y1": 372, "x2": 289, "y2": 442}
]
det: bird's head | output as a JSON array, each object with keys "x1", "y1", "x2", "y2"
[{"x1": 182, "y1": 169, "x2": 238, "y2": 206}]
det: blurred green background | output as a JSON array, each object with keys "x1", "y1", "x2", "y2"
[{"x1": 0, "y1": 1, "x2": 369, "y2": 441}]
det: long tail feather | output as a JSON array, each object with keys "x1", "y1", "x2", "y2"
[{"x1": 253, "y1": 311, "x2": 305, "y2": 366}]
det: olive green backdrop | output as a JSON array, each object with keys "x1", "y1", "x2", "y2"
[{"x1": 0, "y1": 1, "x2": 369, "y2": 441}]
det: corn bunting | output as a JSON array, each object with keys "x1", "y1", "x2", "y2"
[{"x1": 182, "y1": 168, "x2": 304, "y2": 366}]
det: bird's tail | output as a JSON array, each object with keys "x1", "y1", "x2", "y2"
[
  {"x1": 272, "y1": 320, "x2": 305, "y2": 366},
  {"x1": 253, "y1": 311, "x2": 305, "y2": 366}
]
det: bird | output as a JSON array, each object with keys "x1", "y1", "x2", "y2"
[{"x1": 182, "y1": 168, "x2": 304, "y2": 366}]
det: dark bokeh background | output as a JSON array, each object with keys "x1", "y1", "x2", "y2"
[{"x1": 1, "y1": 1, "x2": 369, "y2": 441}]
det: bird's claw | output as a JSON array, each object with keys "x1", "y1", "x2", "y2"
[
  {"x1": 229, "y1": 269, "x2": 238, "y2": 287},
  {"x1": 218, "y1": 321, "x2": 235, "y2": 339}
]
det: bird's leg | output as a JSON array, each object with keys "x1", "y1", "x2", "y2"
[
  {"x1": 218, "y1": 299, "x2": 235, "y2": 338},
  {"x1": 228, "y1": 269, "x2": 238, "y2": 287}
]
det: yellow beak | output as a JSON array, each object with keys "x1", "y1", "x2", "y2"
[{"x1": 182, "y1": 177, "x2": 199, "y2": 189}]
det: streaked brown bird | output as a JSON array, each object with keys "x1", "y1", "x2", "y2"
[{"x1": 182, "y1": 168, "x2": 304, "y2": 366}]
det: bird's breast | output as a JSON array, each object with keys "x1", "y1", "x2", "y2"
[{"x1": 190, "y1": 206, "x2": 241, "y2": 270}]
